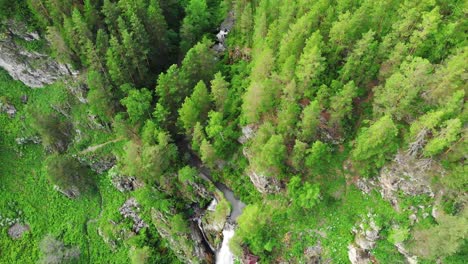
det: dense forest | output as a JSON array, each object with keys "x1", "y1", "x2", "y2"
[{"x1": 0, "y1": 0, "x2": 466, "y2": 263}]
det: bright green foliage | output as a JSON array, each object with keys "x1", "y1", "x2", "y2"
[
  {"x1": 410, "y1": 209, "x2": 468, "y2": 260},
  {"x1": 277, "y1": 11, "x2": 316, "y2": 69},
  {"x1": 242, "y1": 47, "x2": 276, "y2": 123},
  {"x1": 171, "y1": 213, "x2": 190, "y2": 234},
  {"x1": 152, "y1": 102, "x2": 170, "y2": 128},
  {"x1": 120, "y1": 88, "x2": 152, "y2": 124},
  {"x1": 30, "y1": 113, "x2": 72, "y2": 153},
  {"x1": 178, "y1": 97, "x2": 198, "y2": 133},
  {"x1": 251, "y1": 134, "x2": 286, "y2": 178},
  {"x1": 191, "y1": 122, "x2": 205, "y2": 152},
  {"x1": 178, "y1": 81, "x2": 210, "y2": 133},
  {"x1": 295, "y1": 30, "x2": 325, "y2": 95},
  {"x1": 339, "y1": 30, "x2": 379, "y2": 86},
  {"x1": 180, "y1": 0, "x2": 211, "y2": 53},
  {"x1": 181, "y1": 38, "x2": 219, "y2": 88},
  {"x1": 1, "y1": 0, "x2": 467, "y2": 262},
  {"x1": 45, "y1": 154, "x2": 93, "y2": 192},
  {"x1": 387, "y1": 226, "x2": 409, "y2": 244},
  {"x1": 238, "y1": 2, "x2": 253, "y2": 46},
  {"x1": 287, "y1": 176, "x2": 320, "y2": 209},
  {"x1": 305, "y1": 141, "x2": 331, "y2": 175},
  {"x1": 155, "y1": 64, "x2": 189, "y2": 121},
  {"x1": 329, "y1": 81, "x2": 358, "y2": 128},
  {"x1": 121, "y1": 130, "x2": 178, "y2": 183},
  {"x1": 200, "y1": 139, "x2": 216, "y2": 168},
  {"x1": 210, "y1": 72, "x2": 229, "y2": 112},
  {"x1": 374, "y1": 57, "x2": 433, "y2": 121},
  {"x1": 423, "y1": 118, "x2": 462, "y2": 156},
  {"x1": 299, "y1": 100, "x2": 321, "y2": 142},
  {"x1": 352, "y1": 116, "x2": 399, "y2": 176},
  {"x1": 178, "y1": 166, "x2": 197, "y2": 182},
  {"x1": 87, "y1": 70, "x2": 115, "y2": 123},
  {"x1": 205, "y1": 111, "x2": 223, "y2": 140},
  {"x1": 129, "y1": 246, "x2": 151, "y2": 264},
  {"x1": 428, "y1": 47, "x2": 467, "y2": 104},
  {"x1": 291, "y1": 140, "x2": 308, "y2": 171},
  {"x1": 233, "y1": 203, "x2": 276, "y2": 255}
]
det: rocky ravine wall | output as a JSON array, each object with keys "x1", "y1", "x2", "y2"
[{"x1": 0, "y1": 21, "x2": 77, "y2": 88}]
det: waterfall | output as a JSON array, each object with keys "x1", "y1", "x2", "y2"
[{"x1": 216, "y1": 225, "x2": 235, "y2": 264}]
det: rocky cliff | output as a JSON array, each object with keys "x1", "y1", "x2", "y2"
[{"x1": 0, "y1": 21, "x2": 76, "y2": 88}]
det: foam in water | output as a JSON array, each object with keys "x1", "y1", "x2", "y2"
[{"x1": 216, "y1": 227, "x2": 235, "y2": 264}]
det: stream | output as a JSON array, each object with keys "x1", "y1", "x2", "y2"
[
  {"x1": 193, "y1": 11, "x2": 243, "y2": 264},
  {"x1": 194, "y1": 161, "x2": 246, "y2": 264}
]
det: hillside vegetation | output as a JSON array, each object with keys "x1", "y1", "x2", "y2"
[{"x1": 0, "y1": 0, "x2": 466, "y2": 263}]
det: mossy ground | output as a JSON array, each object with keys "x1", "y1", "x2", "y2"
[{"x1": 0, "y1": 70, "x2": 129, "y2": 263}]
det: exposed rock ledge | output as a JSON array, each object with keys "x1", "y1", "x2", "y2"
[{"x1": 0, "y1": 22, "x2": 77, "y2": 88}]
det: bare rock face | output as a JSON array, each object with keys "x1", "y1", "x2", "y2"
[
  {"x1": 348, "y1": 244, "x2": 371, "y2": 264},
  {"x1": 247, "y1": 170, "x2": 281, "y2": 194},
  {"x1": 119, "y1": 198, "x2": 148, "y2": 233},
  {"x1": 355, "y1": 152, "x2": 437, "y2": 210},
  {"x1": 212, "y1": 11, "x2": 235, "y2": 54},
  {"x1": 379, "y1": 152, "x2": 435, "y2": 200},
  {"x1": 348, "y1": 214, "x2": 381, "y2": 264},
  {"x1": 202, "y1": 197, "x2": 230, "y2": 250},
  {"x1": 15, "y1": 135, "x2": 41, "y2": 145},
  {"x1": 0, "y1": 101, "x2": 16, "y2": 118},
  {"x1": 240, "y1": 125, "x2": 281, "y2": 194},
  {"x1": 304, "y1": 244, "x2": 322, "y2": 263},
  {"x1": 151, "y1": 209, "x2": 213, "y2": 264},
  {"x1": 238, "y1": 125, "x2": 257, "y2": 145},
  {"x1": 8, "y1": 223, "x2": 30, "y2": 239},
  {"x1": 111, "y1": 175, "x2": 144, "y2": 192},
  {"x1": 395, "y1": 243, "x2": 418, "y2": 264},
  {"x1": 53, "y1": 185, "x2": 80, "y2": 199},
  {"x1": 0, "y1": 22, "x2": 77, "y2": 88},
  {"x1": 77, "y1": 155, "x2": 116, "y2": 175}
]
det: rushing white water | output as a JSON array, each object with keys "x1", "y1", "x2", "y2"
[
  {"x1": 216, "y1": 227, "x2": 235, "y2": 264},
  {"x1": 207, "y1": 199, "x2": 218, "y2": 211}
]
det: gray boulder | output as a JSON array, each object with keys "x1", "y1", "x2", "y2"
[{"x1": 8, "y1": 223, "x2": 30, "y2": 239}]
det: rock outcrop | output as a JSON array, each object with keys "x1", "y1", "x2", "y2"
[
  {"x1": 0, "y1": 100, "x2": 16, "y2": 118},
  {"x1": 53, "y1": 185, "x2": 80, "y2": 199},
  {"x1": 348, "y1": 214, "x2": 381, "y2": 264},
  {"x1": 8, "y1": 223, "x2": 30, "y2": 239},
  {"x1": 0, "y1": 21, "x2": 77, "y2": 88},
  {"x1": 304, "y1": 244, "x2": 322, "y2": 264},
  {"x1": 202, "y1": 197, "x2": 230, "y2": 250},
  {"x1": 239, "y1": 125, "x2": 282, "y2": 194},
  {"x1": 151, "y1": 209, "x2": 214, "y2": 264},
  {"x1": 119, "y1": 198, "x2": 148, "y2": 234},
  {"x1": 247, "y1": 170, "x2": 281, "y2": 194},
  {"x1": 237, "y1": 125, "x2": 256, "y2": 145},
  {"x1": 77, "y1": 154, "x2": 116, "y2": 175},
  {"x1": 355, "y1": 152, "x2": 437, "y2": 210}
]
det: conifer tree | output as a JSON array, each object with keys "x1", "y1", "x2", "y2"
[{"x1": 210, "y1": 72, "x2": 229, "y2": 112}]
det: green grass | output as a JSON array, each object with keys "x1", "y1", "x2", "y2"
[{"x1": 0, "y1": 69, "x2": 130, "y2": 263}]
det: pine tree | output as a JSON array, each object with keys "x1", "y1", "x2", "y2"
[
  {"x1": 299, "y1": 100, "x2": 321, "y2": 142},
  {"x1": 180, "y1": 0, "x2": 211, "y2": 54},
  {"x1": 200, "y1": 139, "x2": 216, "y2": 168},
  {"x1": 295, "y1": 30, "x2": 325, "y2": 96},
  {"x1": 339, "y1": 30, "x2": 379, "y2": 86},
  {"x1": 178, "y1": 81, "x2": 210, "y2": 133},
  {"x1": 373, "y1": 57, "x2": 433, "y2": 121},
  {"x1": 329, "y1": 81, "x2": 358, "y2": 128},
  {"x1": 181, "y1": 38, "x2": 218, "y2": 88},
  {"x1": 87, "y1": 70, "x2": 115, "y2": 124},
  {"x1": 120, "y1": 88, "x2": 153, "y2": 124},
  {"x1": 351, "y1": 115, "x2": 399, "y2": 176},
  {"x1": 210, "y1": 72, "x2": 229, "y2": 112}
]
